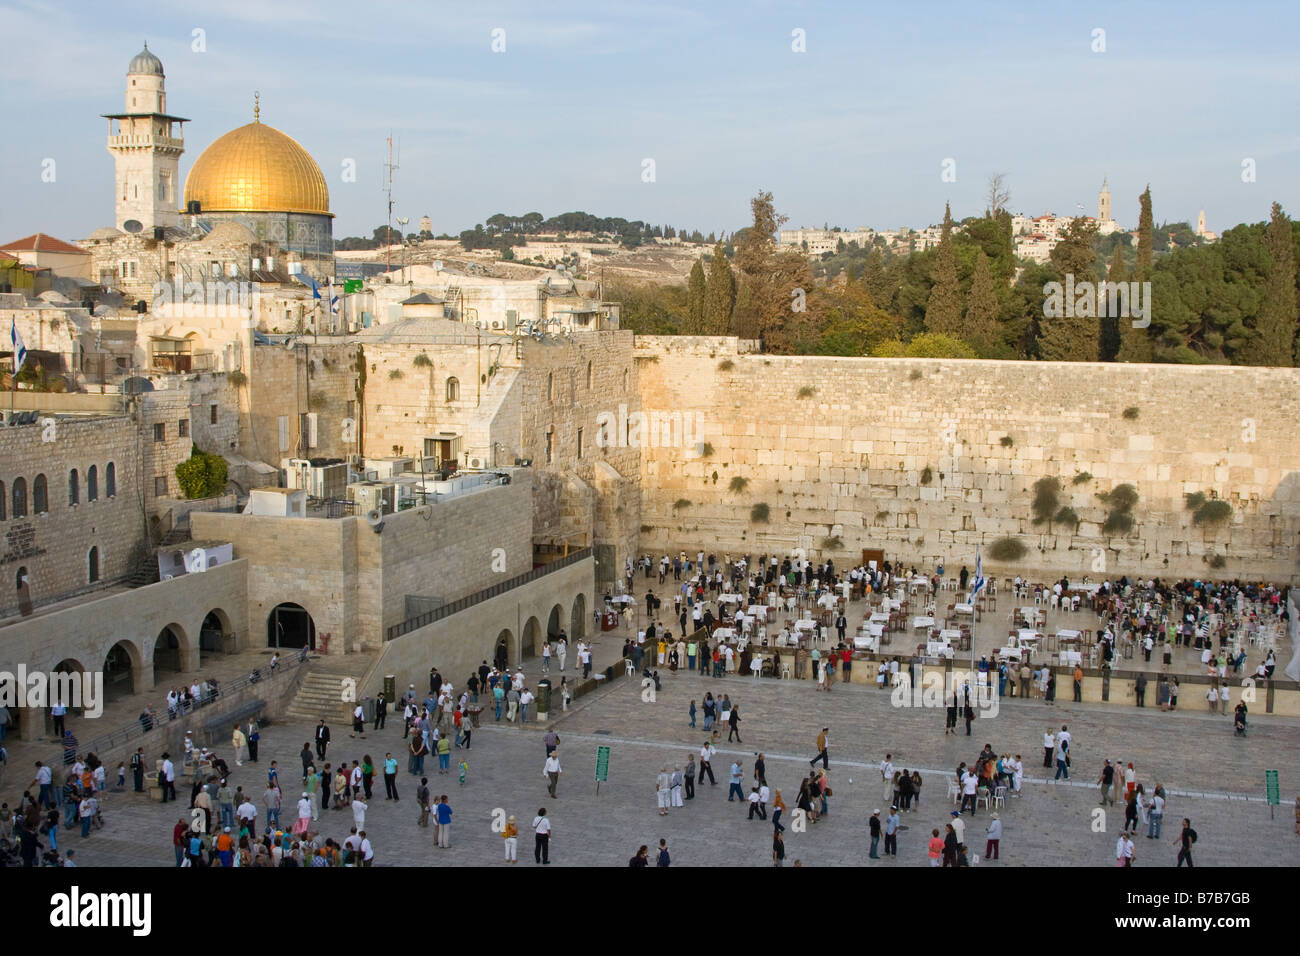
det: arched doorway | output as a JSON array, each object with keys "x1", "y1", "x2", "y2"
[
  {"x1": 546, "y1": 603, "x2": 566, "y2": 642},
  {"x1": 494, "y1": 628, "x2": 513, "y2": 670},
  {"x1": 570, "y1": 592, "x2": 587, "y2": 641},
  {"x1": 153, "y1": 625, "x2": 185, "y2": 676},
  {"x1": 49, "y1": 658, "x2": 87, "y2": 732},
  {"x1": 103, "y1": 640, "x2": 139, "y2": 702},
  {"x1": 521, "y1": 616, "x2": 541, "y2": 664},
  {"x1": 200, "y1": 609, "x2": 232, "y2": 659},
  {"x1": 268, "y1": 602, "x2": 315, "y2": 650}
]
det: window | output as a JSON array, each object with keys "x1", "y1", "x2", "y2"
[
  {"x1": 577, "y1": 427, "x2": 584, "y2": 459},
  {"x1": 346, "y1": 400, "x2": 356, "y2": 420},
  {"x1": 210, "y1": 404, "x2": 218, "y2": 425},
  {"x1": 622, "y1": 369, "x2": 629, "y2": 393},
  {"x1": 32, "y1": 475, "x2": 47, "y2": 514},
  {"x1": 0, "y1": 480, "x2": 5, "y2": 520},
  {"x1": 68, "y1": 469, "x2": 78, "y2": 506},
  {"x1": 586, "y1": 361, "x2": 593, "y2": 389},
  {"x1": 154, "y1": 476, "x2": 168, "y2": 496},
  {"x1": 87, "y1": 466, "x2": 98, "y2": 502},
  {"x1": 178, "y1": 419, "x2": 189, "y2": 438},
  {"x1": 153, "y1": 422, "x2": 165, "y2": 442},
  {"x1": 545, "y1": 428, "x2": 553, "y2": 465},
  {"x1": 278, "y1": 416, "x2": 289, "y2": 452},
  {"x1": 88, "y1": 547, "x2": 100, "y2": 584},
  {"x1": 446, "y1": 377, "x2": 460, "y2": 402},
  {"x1": 106, "y1": 462, "x2": 116, "y2": 498},
  {"x1": 547, "y1": 372, "x2": 553, "y2": 403},
  {"x1": 15, "y1": 566, "x2": 26, "y2": 592},
  {"x1": 11, "y1": 477, "x2": 27, "y2": 518}
]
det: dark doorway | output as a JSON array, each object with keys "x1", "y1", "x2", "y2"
[{"x1": 268, "y1": 603, "x2": 316, "y2": 650}]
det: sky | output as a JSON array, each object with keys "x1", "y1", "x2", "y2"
[{"x1": 3, "y1": 0, "x2": 1298, "y2": 242}]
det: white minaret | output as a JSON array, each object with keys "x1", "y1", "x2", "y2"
[
  {"x1": 104, "y1": 43, "x2": 186, "y2": 232},
  {"x1": 1098, "y1": 177, "x2": 1111, "y2": 223}
]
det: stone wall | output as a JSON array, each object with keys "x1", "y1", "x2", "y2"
[
  {"x1": 634, "y1": 338, "x2": 1300, "y2": 583},
  {"x1": 359, "y1": 556, "x2": 594, "y2": 700},
  {"x1": 0, "y1": 416, "x2": 144, "y2": 616},
  {"x1": 190, "y1": 476, "x2": 533, "y2": 654},
  {"x1": 244, "y1": 340, "x2": 359, "y2": 469},
  {"x1": 139, "y1": 390, "x2": 194, "y2": 505}
]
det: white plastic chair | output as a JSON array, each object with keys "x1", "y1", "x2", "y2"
[
  {"x1": 992, "y1": 786, "x2": 1007, "y2": 809},
  {"x1": 947, "y1": 780, "x2": 960, "y2": 803}
]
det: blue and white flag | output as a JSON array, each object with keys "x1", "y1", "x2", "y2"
[
  {"x1": 10, "y1": 317, "x2": 26, "y2": 373},
  {"x1": 967, "y1": 551, "x2": 985, "y2": 603}
]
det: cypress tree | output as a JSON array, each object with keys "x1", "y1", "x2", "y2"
[
  {"x1": 686, "y1": 258, "x2": 707, "y2": 333},
  {"x1": 964, "y1": 250, "x2": 999, "y2": 356},
  {"x1": 1118, "y1": 187, "x2": 1155, "y2": 362},
  {"x1": 925, "y1": 203, "x2": 962, "y2": 336},
  {"x1": 704, "y1": 241, "x2": 735, "y2": 332},
  {"x1": 1242, "y1": 202, "x2": 1297, "y2": 366}
]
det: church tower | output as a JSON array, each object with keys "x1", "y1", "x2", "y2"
[
  {"x1": 1098, "y1": 177, "x2": 1111, "y2": 223},
  {"x1": 1197, "y1": 210, "x2": 1207, "y2": 235},
  {"x1": 103, "y1": 43, "x2": 187, "y2": 232}
]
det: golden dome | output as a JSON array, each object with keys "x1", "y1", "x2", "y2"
[{"x1": 183, "y1": 120, "x2": 331, "y2": 217}]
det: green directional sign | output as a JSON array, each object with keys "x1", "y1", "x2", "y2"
[
  {"x1": 595, "y1": 746, "x2": 610, "y2": 783},
  {"x1": 343, "y1": 279, "x2": 363, "y2": 294},
  {"x1": 1265, "y1": 770, "x2": 1280, "y2": 805}
]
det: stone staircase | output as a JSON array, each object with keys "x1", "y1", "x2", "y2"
[
  {"x1": 126, "y1": 519, "x2": 193, "y2": 588},
  {"x1": 282, "y1": 654, "x2": 376, "y2": 724}
]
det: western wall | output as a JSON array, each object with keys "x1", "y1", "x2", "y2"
[{"x1": 631, "y1": 336, "x2": 1300, "y2": 584}]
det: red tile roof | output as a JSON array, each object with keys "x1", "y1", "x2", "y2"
[{"x1": 0, "y1": 233, "x2": 87, "y2": 255}]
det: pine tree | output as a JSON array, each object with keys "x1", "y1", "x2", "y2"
[
  {"x1": 1242, "y1": 202, "x2": 1297, "y2": 367},
  {"x1": 686, "y1": 258, "x2": 707, "y2": 333},
  {"x1": 925, "y1": 203, "x2": 962, "y2": 336},
  {"x1": 964, "y1": 250, "x2": 999, "y2": 355},
  {"x1": 704, "y1": 241, "x2": 735, "y2": 333}
]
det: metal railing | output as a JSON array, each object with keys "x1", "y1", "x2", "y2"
[
  {"x1": 83, "y1": 651, "x2": 311, "y2": 755},
  {"x1": 386, "y1": 547, "x2": 593, "y2": 641}
]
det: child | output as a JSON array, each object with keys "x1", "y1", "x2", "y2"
[
  {"x1": 458, "y1": 759, "x2": 468, "y2": 787},
  {"x1": 689, "y1": 700, "x2": 697, "y2": 728},
  {"x1": 114, "y1": 762, "x2": 126, "y2": 792}
]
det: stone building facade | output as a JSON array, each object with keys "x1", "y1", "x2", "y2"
[{"x1": 0, "y1": 416, "x2": 144, "y2": 618}]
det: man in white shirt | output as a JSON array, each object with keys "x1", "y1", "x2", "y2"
[
  {"x1": 960, "y1": 769, "x2": 979, "y2": 815},
  {"x1": 543, "y1": 752, "x2": 561, "y2": 797},
  {"x1": 352, "y1": 795, "x2": 367, "y2": 828},
  {"x1": 656, "y1": 767, "x2": 673, "y2": 816},
  {"x1": 699, "y1": 742, "x2": 717, "y2": 785},
  {"x1": 950, "y1": 810, "x2": 965, "y2": 843},
  {"x1": 1042, "y1": 729, "x2": 1055, "y2": 768},
  {"x1": 161, "y1": 754, "x2": 176, "y2": 802},
  {"x1": 359, "y1": 831, "x2": 374, "y2": 866},
  {"x1": 1147, "y1": 792, "x2": 1165, "y2": 839},
  {"x1": 532, "y1": 810, "x2": 552, "y2": 864},
  {"x1": 879, "y1": 754, "x2": 894, "y2": 798}
]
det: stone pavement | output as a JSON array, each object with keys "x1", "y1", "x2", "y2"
[{"x1": 15, "y1": 661, "x2": 1299, "y2": 867}]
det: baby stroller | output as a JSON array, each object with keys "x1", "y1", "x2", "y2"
[{"x1": 1233, "y1": 712, "x2": 1248, "y2": 736}]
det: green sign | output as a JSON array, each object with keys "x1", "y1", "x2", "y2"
[
  {"x1": 343, "y1": 279, "x2": 363, "y2": 294},
  {"x1": 1265, "y1": 770, "x2": 1280, "y2": 805},
  {"x1": 595, "y1": 746, "x2": 610, "y2": 783}
]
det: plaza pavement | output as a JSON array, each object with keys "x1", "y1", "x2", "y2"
[{"x1": 21, "y1": 656, "x2": 1299, "y2": 868}]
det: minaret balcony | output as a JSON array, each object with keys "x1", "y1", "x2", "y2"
[{"x1": 107, "y1": 134, "x2": 184, "y2": 150}]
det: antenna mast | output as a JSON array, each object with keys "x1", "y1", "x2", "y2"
[{"x1": 384, "y1": 133, "x2": 400, "y2": 276}]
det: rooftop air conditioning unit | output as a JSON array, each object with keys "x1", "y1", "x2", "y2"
[
  {"x1": 347, "y1": 480, "x2": 395, "y2": 516},
  {"x1": 490, "y1": 320, "x2": 505, "y2": 330},
  {"x1": 467, "y1": 456, "x2": 485, "y2": 469}
]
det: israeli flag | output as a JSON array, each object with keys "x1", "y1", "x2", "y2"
[
  {"x1": 968, "y1": 551, "x2": 985, "y2": 603},
  {"x1": 10, "y1": 317, "x2": 26, "y2": 372}
]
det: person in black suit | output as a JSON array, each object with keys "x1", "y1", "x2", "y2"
[
  {"x1": 373, "y1": 695, "x2": 388, "y2": 730},
  {"x1": 315, "y1": 720, "x2": 331, "y2": 759}
]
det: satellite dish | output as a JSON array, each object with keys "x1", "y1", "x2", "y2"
[
  {"x1": 122, "y1": 219, "x2": 143, "y2": 234},
  {"x1": 433, "y1": 260, "x2": 443, "y2": 273}
]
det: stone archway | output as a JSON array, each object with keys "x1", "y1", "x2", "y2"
[
  {"x1": 200, "y1": 608, "x2": 233, "y2": 659},
  {"x1": 521, "y1": 616, "x2": 541, "y2": 665},
  {"x1": 40, "y1": 658, "x2": 88, "y2": 739},
  {"x1": 268, "y1": 602, "x2": 315, "y2": 650},
  {"x1": 152, "y1": 625, "x2": 187, "y2": 677},
  {"x1": 494, "y1": 628, "x2": 514, "y2": 670},
  {"x1": 546, "y1": 603, "x2": 566, "y2": 642},
  {"x1": 570, "y1": 592, "x2": 587, "y2": 641},
  {"x1": 103, "y1": 639, "x2": 143, "y2": 702}
]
